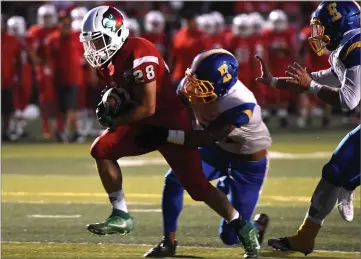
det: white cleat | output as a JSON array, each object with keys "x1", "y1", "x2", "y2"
[{"x1": 337, "y1": 188, "x2": 354, "y2": 222}]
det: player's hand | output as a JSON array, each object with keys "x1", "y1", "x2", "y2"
[
  {"x1": 285, "y1": 62, "x2": 312, "y2": 90},
  {"x1": 255, "y1": 55, "x2": 273, "y2": 86},
  {"x1": 135, "y1": 125, "x2": 169, "y2": 149},
  {"x1": 96, "y1": 101, "x2": 113, "y2": 128}
]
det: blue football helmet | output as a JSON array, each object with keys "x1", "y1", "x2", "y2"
[
  {"x1": 309, "y1": 1, "x2": 360, "y2": 56},
  {"x1": 179, "y1": 48, "x2": 239, "y2": 104}
]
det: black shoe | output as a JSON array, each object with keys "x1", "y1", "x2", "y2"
[
  {"x1": 144, "y1": 238, "x2": 177, "y2": 258},
  {"x1": 253, "y1": 213, "x2": 270, "y2": 245}
]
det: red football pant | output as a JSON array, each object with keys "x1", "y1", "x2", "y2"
[{"x1": 90, "y1": 106, "x2": 213, "y2": 201}]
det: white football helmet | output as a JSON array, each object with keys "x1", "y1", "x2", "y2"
[
  {"x1": 7, "y1": 16, "x2": 26, "y2": 37},
  {"x1": 268, "y1": 9, "x2": 288, "y2": 32},
  {"x1": 211, "y1": 11, "x2": 225, "y2": 34},
  {"x1": 71, "y1": 7, "x2": 88, "y2": 32},
  {"x1": 197, "y1": 14, "x2": 216, "y2": 35},
  {"x1": 37, "y1": 4, "x2": 57, "y2": 28},
  {"x1": 71, "y1": 6, "x2": 88, "y2": 21},
  {"x1": 80, "y1": 6, "x2": 129, "y2": 68},
  {"x1": 144, "y1": 10, "x2": 165, "y2": 34},
  {"x1": 127, "y1": 18, "x2": 140, "y2": 37},
  {"x1": 249, "y1": 12, "x2": 265, "y2": 35},
  {"x1": 232, "y1": 14, "x2": 252, "y2": 37}
]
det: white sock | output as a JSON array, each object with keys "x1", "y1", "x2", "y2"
[
  {"x1": 109, "y1": 190, "x2": 128, "y2": 213},
  {"x1": 227, "y1": 210, "x2": 240, "y2": 223},
  {"x1": 277, "y1": 109, "x2": 288, "y2": 118}
]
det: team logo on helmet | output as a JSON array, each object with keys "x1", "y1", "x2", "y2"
[{"x1": 102, "y1": 7, "x2": 123, "y2": 33}]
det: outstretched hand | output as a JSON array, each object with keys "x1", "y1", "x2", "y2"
[
  {"x1": 255, "y1": 55, "x2": 273, "y2": 86},
  {"x1": 285, "y1": 62, "x2": 313, "y2": 91}
]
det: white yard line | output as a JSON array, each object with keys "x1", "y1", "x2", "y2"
[
  {"x1": 2, "y1": 241, "x2": 358, "y2": 254},
  {"x1": 115, "y1": 151, "x2": 332, "y2": 167}
]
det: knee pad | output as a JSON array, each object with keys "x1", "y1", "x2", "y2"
[
  {"x1": 322, "y1": 159, "x2": 343, "y2": 187},
  {"x1": 186, "y1": 181, "x2": 213, "y2": 202},
  {"x1": 90, "y1": 136, "x2": 113, "y2": 160}
]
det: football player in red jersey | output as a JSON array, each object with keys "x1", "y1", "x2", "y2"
[
  {"x1": 26, "y1": 4, "x2": 58, "y2": 139},
  {"x1": 197, "y1": 13, "x2": 224, "y2": 49},
  {"x1": 1, "y1": 16, "x2": 22, "y2": 141},
  {"x1": 80, "y1": 6, "x2": 260, "y2": 258},
  {"x1": 228, "y1": 14, "x2": 254, "y2": 90},
  {"x1": 142, "y1": 11, "x2": 168, "y2": 58},
  {"x1": 6, "y1": 16, "x2": 32, "y2": 140},
  {"x1": 262, "y1": 10, "x2": 296, "y2": 127},
  {"x1": 297, "y1": 13, "x2": 331, "y2": 128},
  {"x1": 45, "y1": 11, "x2": 84, "y2": 142}
]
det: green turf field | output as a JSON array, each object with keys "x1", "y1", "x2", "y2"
[{"x1": 1, "y1": 129, "x2": 360, "y2": 259}]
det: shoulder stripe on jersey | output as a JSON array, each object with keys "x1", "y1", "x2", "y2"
[
  {"x1": 133, "y1": 56, "x2": 159, "y2": 68},
  {"x1": 344, "y1": 41, "x2": 361, "y2": 59}
]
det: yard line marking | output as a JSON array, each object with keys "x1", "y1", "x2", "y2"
[
  {"x1": 115, "y1": 151, "x2": 332, "y2": 167},
  {"x1": 131, "y1": 209, "x2": 161, "y2": 212},
  {"x1": 1, "y1": 200, "x2": 154, "y2": 205},
  {"x1": 27, "y1": 214, "x2": 82, "y2": 219},
  {"x1": 1, "y1": 241, "x2": 358, "y2": 254}
]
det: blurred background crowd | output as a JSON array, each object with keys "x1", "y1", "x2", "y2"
[{"x1": 1, "y1": 1, "x2": 360, "y2": 143}]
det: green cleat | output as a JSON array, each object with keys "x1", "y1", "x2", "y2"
[
  {"x1": 229, "y1": 219, "x2": 261, "y2": 258},
  {"x1": 86, "y1": 209, "x2": 134, "y2": 235}
]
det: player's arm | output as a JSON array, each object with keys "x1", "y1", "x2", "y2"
[
  {"x1": 111, "y1": 80, "x2": 156, "y2": 127},
  {"x1": 168, "y1": 103, "x2": 255, "y2": 148}
]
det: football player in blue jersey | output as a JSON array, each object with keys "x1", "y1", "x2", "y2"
[
  {"x1": 136, "y1": 48, "x2": 272, "y2": 258},
  {"x1": 256, "y1": 1, "x2": 360, "y2": 255}
]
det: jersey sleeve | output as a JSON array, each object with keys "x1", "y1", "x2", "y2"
[
  {"x1": 132, "y1": 40, "x2": 160, "y2": 84},
  {"x1": 311, "y1": 68, "x2": 340, "y2": 87},
  {"x1": 218, "y1": 102, "x2": 256, "y2": 127},
  {"x1": 339, "y1": 65, "x2": 360, "y2": 110}
]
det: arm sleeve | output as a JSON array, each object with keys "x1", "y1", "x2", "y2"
[
  {"x1": 218, "y1": 102, "x2": 256, "y2": 127},
  {"x1": 133, "y1": 42, "x2": 160, "y2": 84},
  {"x1": 339, "y1": 65, "x2": 361, "y2": 110},
  {"x1": 311, "y1": 68, "x2": 341, "y2": 87}
]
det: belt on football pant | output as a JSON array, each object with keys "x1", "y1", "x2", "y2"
[{"x1": 238, "y1": 149, "x2": 267, "y2": 162}]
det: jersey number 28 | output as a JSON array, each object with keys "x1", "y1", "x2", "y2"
[{"x1": 134, "y1": 65, "x2": 155, "y2": 83}]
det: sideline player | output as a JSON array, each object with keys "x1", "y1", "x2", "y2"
[
  {"x1": 80, "y1": 6, "x2": 260, "y2": 258},
  {"x1": 141, "y1": 49, "x2": 271, "y2": 258},
  {"x1": 256, "y1": 1, "x2": 360, "y2": 255}
]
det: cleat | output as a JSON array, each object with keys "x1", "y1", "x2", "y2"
[
  {"x1": 87, "y1": 210, "x2": 134, "y2": 235},
  {"x1": 144, "y1": 238, "x2": 177, "y2": 258},
  {"x1": 229, "y1": 219, "x2": 261, "y2": 258},
  {"x1": 338, "y1": 188, "x2": 354, "y2": 222},
  {"x1": 268, "y1": 237, "x2": 313, "y2": 256},
  {"x1": 253, "y1": 213, "x2": 270, "y2": 245}
]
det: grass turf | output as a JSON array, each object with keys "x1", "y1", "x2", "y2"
[{"x1": 1, "y1": 129, "x2": 360, "y2": 258}]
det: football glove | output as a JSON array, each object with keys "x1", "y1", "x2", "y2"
[
  {"x1": 96, "y1": 87, "x2": 132, "y2": 128},
  {"x1": 135, "y1": 125, "x2": 169, "y2": 149}
]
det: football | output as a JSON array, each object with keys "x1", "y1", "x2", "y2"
[{"x1": 101, "y1": 87, "x2": 135, "y2": 117}]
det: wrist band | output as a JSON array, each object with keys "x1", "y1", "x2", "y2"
[
  {"x1": 270, "y1": 77, "x2": 278, "y2": 88},
  {"x1": 309, "y1": 80, "x2": 322, "y2": 93},
  {"x1": 167, "y1": 130, "x2": 185, "y2": 145}
]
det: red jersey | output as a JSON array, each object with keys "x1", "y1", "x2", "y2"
[
  {"x1": 141, "y1": 32, "x2": 168, "y2": 58},
  {"x1": 171, "y1": 28, "x2": 208, "y2": 82},
  {"x1": 97, "y1": 37, "x2": 184, "y2": 126},
  {"x1": 299, "y1": 26, "x2": 330, "y2": 72},
  {"x1": 45, "y1": 30, "x2": 84, "y2": 86},
  {"x1": 227, "y1": 35, "x2": 254, "y2": 87},
  {"x1": 262, "y1": 28, "x2": 295, "y2": 76},
  {"x1": 1, "y1": 31, "x2": 22, "y2": 89},
  {"x1": 26, "y1": 25, "x2": 57, "y2": 62}
]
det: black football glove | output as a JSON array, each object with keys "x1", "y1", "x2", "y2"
[
  {"x1": 135, "y1": 125, "x2": 169, "y2": 149},
  {"x1": 96, "y1": 101, "x2": 113, "y2": 128}
]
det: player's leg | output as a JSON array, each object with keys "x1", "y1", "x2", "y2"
[
  {"x1": 145, "y1": 145, "x2": 228, "y2": 257},
  {"x1": 158, "y1": 144, "x2": 261, "y2": 258},
  {"x1": 1, "y1": 88, "x2": 15, "y2": 141},
  {"x1": 63, "y1": 85, "x2": 81, "y2": 142},
  {"x1": 88, "y1": 125, "x2": 155, "y2": 235},
  {"x1": 268, "y1": 125, "x2": 360, "y2": 255},
  {"x1": 218, "y1": 156, "x2": 269, "y2": 246}
]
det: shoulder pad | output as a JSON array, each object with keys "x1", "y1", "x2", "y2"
[{"x1": 340, "y1": 33, "x2": 361, "y2": 68}]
